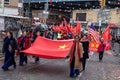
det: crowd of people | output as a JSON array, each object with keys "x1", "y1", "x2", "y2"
[{"x1": 1, "y1": 24, "x2": 107, "y2": 78}]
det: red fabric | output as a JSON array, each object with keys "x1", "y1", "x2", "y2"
[
  {"x1": 17, "y1": 37, "x2": 22, "y2": 47},
  {"x1": 17, "y1": 36, "x2": 31, "y2": 49},
  {"x1": 66, "y1": 24, "x2": 72, "y2": 33},
  {"x1": 70, "y1": 41, "x2": 76, "y2": 62},
  {"x1": 64, "y1": 18, "x2": 67, "y2": 27},
  {"x1": 63, "y1": 19, "x2": 74, "y2": 38},
  {"x1": 24, "y1": 37, "x2": 31, "y2": 49},
  {"x1": 97, "y1": 43, "x2": 106, "y2": 52},
  {"x1": 76, "y1": 22, "x2": 81, "y2": 34},
  {"x1": 50, "y1": 0, "x2": 52, "y2": 5},
  {"x1": 22, "y1": 36, "x2": 73, "y2": 59},
  {"x1": 70, "y1": 42, "x2": 81, "y2": 62},
  {"x1": 77, "y1": 42, "x2": 81, "y2": 61},
  {"x1": 89, "y1": 39, "x2": 100, "y2": 52},
  {"x1": 102, "y1": 27, "x2": 111, "y2": 51},
  {"x1": 53, "y1": 26, "x2": 60, "y2": 32}
]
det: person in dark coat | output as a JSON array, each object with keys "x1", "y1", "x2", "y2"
[
  {"x1": 68, "y1": 34, "x2": 84, "y2": 77},
  {"x1": 31, "y1": 31, "x2": 41, "y2": 63},
  {"x1": 2, "y1": 31, "x2": 18, "y2": 71},
  {"x1": 17, "y1": 31, "x2": 31, "y2": 66},
  {"x1": 81, "y1": 35, "x2": 89, "y2": 71}
]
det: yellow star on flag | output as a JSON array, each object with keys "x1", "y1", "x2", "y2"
[
  {"x1": 91, "y1": 43, "x2": 95, "y2": 48},
  {"x1": 59, "y1": 44, "x2": 66, "y2": 49},
  {"x1": 96, "y1": 44, "x2": 99, "y2": 48}
]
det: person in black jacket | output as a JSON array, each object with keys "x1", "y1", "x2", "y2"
[
  {"x1": 31, "y1": 31, "x2": 41, "y2": 63},
  {"x1": 2, "y1": 31, "x2": 18, "y2": 71},
  {"x1": 81, "y1": 35, "x2": 89, "y2": 71}
]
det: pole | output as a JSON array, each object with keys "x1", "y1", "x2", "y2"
[
  {"x1": 99, "y1": 6, "x2": 104, "y2": 35},
  {"x1": 28, "y1": 0, "x2": 32, "y2": 26},
  {"x1": 28, "y1": 0, "x2": 30, "y2": 17}
]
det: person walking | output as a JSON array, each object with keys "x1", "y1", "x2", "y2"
[
  {"x1": 31, "y1": 31, "x2": 41, "y2": 63},
  {"x1": 17, "y1": 31, "x2": 31, "y2": 66},
  {"x1": 68, "y1": 34, "x2": 84, "y2": 77},
  {"x1": 98, "y1": 38, "x2": 106, "y2": 62},
  {"x1": 81, "y1": 35, "x2": 89, "y2": 71},
  {"x1": 2, "y1": 31, "x2": 17, "y2": 71}
]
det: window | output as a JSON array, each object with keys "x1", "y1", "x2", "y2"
[
  {"x1": 4, "y1": 0, "x2": 10, "y2": 5},
  {"x1": 76, "y1": 13, "x2": 86, "y2": 21}
]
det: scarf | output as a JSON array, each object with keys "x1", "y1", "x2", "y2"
[{"x1": 70, "y1": 41, "x2": 81, "y2": 62}]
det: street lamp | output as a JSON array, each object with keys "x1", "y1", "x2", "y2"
[
  {"x1": 43, "y1": 10, "x2": 49, "y2": 14},
  {"x1": 43, "y1": 2, "x2": 49, "y2": 24}
]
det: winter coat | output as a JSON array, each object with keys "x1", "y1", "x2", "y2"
[
  {"x1": 17, "y1": 36, "x2": 31, "y2": 50},
  {"x1": 68, "y1": 42, "x2": 84, "y2": 71},
  {"x1": 81, "y1": 41, "x2": 89, "y2": 59},
  {"x1": 2, "y1": 37, "x2": 18, "y2": 53}
]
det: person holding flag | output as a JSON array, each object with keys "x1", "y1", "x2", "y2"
[
  {"x1": 31, "y1": 31, "x2": 41, "y2": 63},
  {"x1": 68, "y1": 34, "x2": 84, "y2": 77},
  {"x1": 97, "y1": 38, "x2": 106, "y2": 62},
  {"x1": 17, "y1": 31, "x2": 31, "y2": 66}
]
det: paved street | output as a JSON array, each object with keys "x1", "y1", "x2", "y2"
[{"x1": 0, "y1": 51, "x2": 120, "y2": 80}]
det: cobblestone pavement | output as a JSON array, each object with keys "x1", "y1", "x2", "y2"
[{"x1": 0, "y1": 51, "x2": 119, "y2": 80}]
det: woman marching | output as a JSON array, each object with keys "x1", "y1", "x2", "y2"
[
  {"x1": 68, "y1": 34, "x2": 84, "y2": 77},
  {"x1": 98, "y1": 38, "x2": 106, "y2": 62},
  {"x1": 17, "y1": 31, "x2": 31, "y2": 66},
  {"x1": 2, "y1": 31, "x2": 18, "y2": 71}
]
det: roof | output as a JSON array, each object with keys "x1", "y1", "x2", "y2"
[{"x1": 108, "y1": 23, "x2": 118, "y2": 28}]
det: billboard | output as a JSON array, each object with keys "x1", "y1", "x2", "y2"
[{"x1": 0, "y1": 0, "x2": 4, "y2": 14}]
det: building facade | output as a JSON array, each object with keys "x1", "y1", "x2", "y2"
[
  {"x1": 2, "y1": 0, "x2": 18, "y2": 15},
  {"x1": 72, "y1": 9, "x2": 120, "y2": 25}
]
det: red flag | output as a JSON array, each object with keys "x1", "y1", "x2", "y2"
[
  {"x1": 89, "y1": 39, "x2": 100, "y2": 52},
  {"x1": 66, "y1": 24, "x2": 74, "y2": 38},
  {"x1": 22, "y1": 36, "x2": 73, "y2": 59},
  {"x1": 63, "y1": 18, "x2": 67, "y2": 27},
  {"x1": 53, "y1": 25, "x2": 60, "y2": 32},
  {"x1": 76, "y1": 22, "x2": 81, "y2": 34},
  {"x1": 50, "y1": 0, "x2": 52, "y2": 5},
  {"x1": 102, "y1": 27, "x2": 111, "y2": 51}
]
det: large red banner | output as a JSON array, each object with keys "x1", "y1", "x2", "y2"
[{"x1": 22, "y1": 36, "x2": 73, "y2": 59}]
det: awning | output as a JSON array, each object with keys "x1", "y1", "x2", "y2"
[{"x1": 108, "y1": 23, "x2": 117, "y2": 28}]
